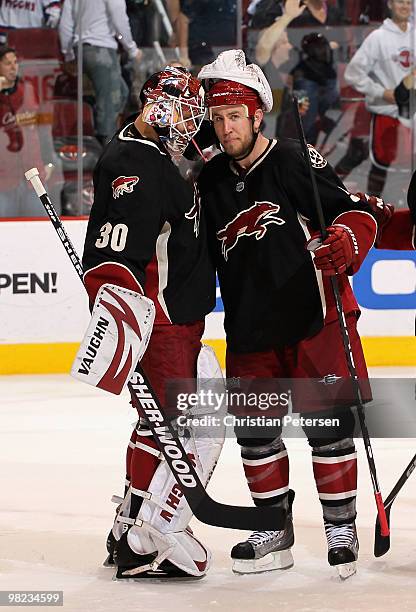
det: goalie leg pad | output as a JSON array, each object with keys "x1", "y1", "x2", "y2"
[
  {"x1": 135, "y1": 344, "x2": 225, "y2": 532},
  {"x1": 114, "y1": 344, "x2": 225, "y2": 577},
  {"x1": 134, "y1": 420, "x2": 224, "y2": 534}
]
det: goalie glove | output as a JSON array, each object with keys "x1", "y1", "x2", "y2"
[
  {"x1": 307, "y1": 224, "x2": 358, "y2": 276},
  {"x1": 71, "y1": 284, "x2": 155, "y2": 394}
]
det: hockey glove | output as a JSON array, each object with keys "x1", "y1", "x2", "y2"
[
  {"x1": 307, "y1": 224, "x2": 358, "y2": 276},
  {"x1": 354, "y1": 192, "x2": 394, "y2": 245}
]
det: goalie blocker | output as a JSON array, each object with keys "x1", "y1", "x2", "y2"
[{"x1": 71, "y1": 283, "x2": 155, "y2": 394}]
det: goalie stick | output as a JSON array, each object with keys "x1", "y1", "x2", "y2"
[
  {"x1": 374, "y1": 452, "x2": 416, "y2": 557},
  {"x1": 292, "y1": 98, "x2": 390, "y2": 538},
  {"x1": 25, "y1": 167, "x2": 285, "y2": 532}
]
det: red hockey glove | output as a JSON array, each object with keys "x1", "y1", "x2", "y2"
[
  {"x1": 307, "y1": 224, "x2": 358, "y2": 276},
  {"x1": 355, "y1": 192, "x2": 394, "y2": 243}
]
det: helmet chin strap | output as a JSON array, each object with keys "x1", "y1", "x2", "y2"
[{"x1": 232, "y1": 117, "x2": 259, "y2": 162}]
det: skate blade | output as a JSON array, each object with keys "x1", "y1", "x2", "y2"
[
  {"x1": 232, "y1": 549, "x2": 294, "y2": 575},
  {"x1": 102, "y1": 555, "x2": 115, "y2": 567},
  {"x1": 335, "y1": 561, "x2": 357, "y2": 580},
  {"x1": 112, "y1": 567, "x2": 205, "y2": 582}
]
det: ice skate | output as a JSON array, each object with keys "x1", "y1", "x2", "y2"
[
  {"x1": 231, "y1": 516, "x2": 294, "y2": 574},
  {"x1": 325, "y1": 520, "x2": 359, "y2": 580},
  {"x1": 103, "y1": 529, "x2": 116, "y2": 567},
  {"x1": 102, "y1": 495, "x2": 126, "y2": 567}
]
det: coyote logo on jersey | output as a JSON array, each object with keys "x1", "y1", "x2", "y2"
[
  {"x1": 112, "y1": 175, "x2": 139, "y2": 199},
  {"x1": 217, "y1": 201, "x2": 285, "y2": 261}
]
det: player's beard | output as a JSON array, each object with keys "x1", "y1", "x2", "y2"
[{"x1": 222, "y1": 132, "x2": 255, "y2": 160}]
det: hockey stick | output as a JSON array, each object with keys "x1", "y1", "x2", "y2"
[
  {"x1": 24, "y1": 167, "x2": 285, "y2": 531},
  {"x1": 374, "y1": 452, "x2": 416, "y2": 557},
  {"x1": 291, "y1": 98, "x2": 390, "y2": 538}
]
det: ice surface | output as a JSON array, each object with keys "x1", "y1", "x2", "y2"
[{"x1": 1, "y1": 369, "x2": 415, "y2": 611}]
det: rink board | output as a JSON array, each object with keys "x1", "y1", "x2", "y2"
[{"x1": 0, "y1": 219, "x2": 414, "y2": 374}]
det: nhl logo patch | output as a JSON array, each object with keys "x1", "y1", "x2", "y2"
[{"x1": 307, "y1": 145, "x2": 327, "y2": 169}]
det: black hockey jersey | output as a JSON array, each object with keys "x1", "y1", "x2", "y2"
[
  {"x1": 198, "y1": 138, "x2": 377, "y2": 353},
  {"x1": 83, "y1": 123, "x2": 216, "y2": 324}
]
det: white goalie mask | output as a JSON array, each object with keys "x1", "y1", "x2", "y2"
[{"x1": 140, "y1": 66, "x2": 206, "y2": 158}]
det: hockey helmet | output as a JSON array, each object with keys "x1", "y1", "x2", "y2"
[
  {"x1": 140, "y1": 66, "x2": 206, "y2": 156},
  {"x1": 198, "y1": 49, "x2": 273, "y2": 118}
]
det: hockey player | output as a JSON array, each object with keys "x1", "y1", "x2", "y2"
[
  {"x1": 79, "y1": 66, "x2": 223, "y2": 579},
  {"x1": 357, "y1": 168, "x2": 416, "y2": 250},
  {"x1": 0, "y1": 0, "x2": 62, "y2": 29},
  {"x1": 361, "y1": 190, "x2": 415, "y2": 251},
  {"x1": 197, "y1": 50, "x2": 379, "y2": 579},
  {"x1": 375, "y1": 167, "x2": 416, "y2": 250}
]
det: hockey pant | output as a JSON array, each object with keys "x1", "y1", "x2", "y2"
[{"x1": 227, "y1": 315, "x2": 369, "y2": 524}]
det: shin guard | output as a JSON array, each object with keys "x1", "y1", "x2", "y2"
[{"x1": 312, "y1": 437, "x2": 357, "y2": 523}]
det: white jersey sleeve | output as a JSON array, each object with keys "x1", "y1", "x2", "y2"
[
  {"x1": 58, "y1": 0, "x2": 75, "y2": 61},
  {"x1": 105, "y1": 0, "x2": 138, "y2": 59}
]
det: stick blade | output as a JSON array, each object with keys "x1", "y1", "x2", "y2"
[{"x1": 374, "y1": 506, "x2": 391, "y2": 557}]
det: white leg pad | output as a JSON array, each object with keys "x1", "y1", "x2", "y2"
[{"x1": 117, "y1": 344, "x2": 225, "y2": 577}]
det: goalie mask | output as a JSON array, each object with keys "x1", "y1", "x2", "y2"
[{"x1": 140, "y1": 67, "x2": 206, "y2": 157}]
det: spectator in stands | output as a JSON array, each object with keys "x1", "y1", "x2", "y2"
[
  {"x1": 178, "y1": 0, "x2": 237, "y2": 72},
  {"x1": 357, "y1": 1, "x2": 388, "y2": 24},
  {"x1": 126, "y1": 0, "x2": 155, "y2": 48},
  {"x1": 247, "y1": 0, "x2": 342, "y2": 31},
  {"x1": 0, "y1": 0, "x2": 62, "y2": 31},
  {"x1": 289, "y1": 0, "x2": 331, "y2": 26},
  {"x1": 291, "y1": 32, "x2": 339, "y2": 144},
  {"x1": 166, "y1": 0, "x2": 192, "y2": 68},
  {"x1": 344, "y1": 0, "x2": 412, "y2": 197},
  {"x1": 248, "y1": 0, "x2": 341, "y2": 93},
  {"x1": 126, "y1": 0, "x2": 153, "y2": 48},
  {"x1": 0, "y1": 45, "x2": 50, "y2": 217},
  {"x1": 59, "y1": 0, "x2": 142, "y2": 145},
  {"x1": 250, "y1": 1, "x2": 311, "y2": 139},
  {"x1": 255, "y1": 0, "x2": 306, "y2": 67}
]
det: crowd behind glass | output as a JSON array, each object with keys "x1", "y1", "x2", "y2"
[{"x1": 0, "y1": 0, "x2": 413, "y2": 217}]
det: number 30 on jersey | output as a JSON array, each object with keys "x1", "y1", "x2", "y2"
[{"x1": 95, "y1": 222, "x2": 128, "y2": 252}]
